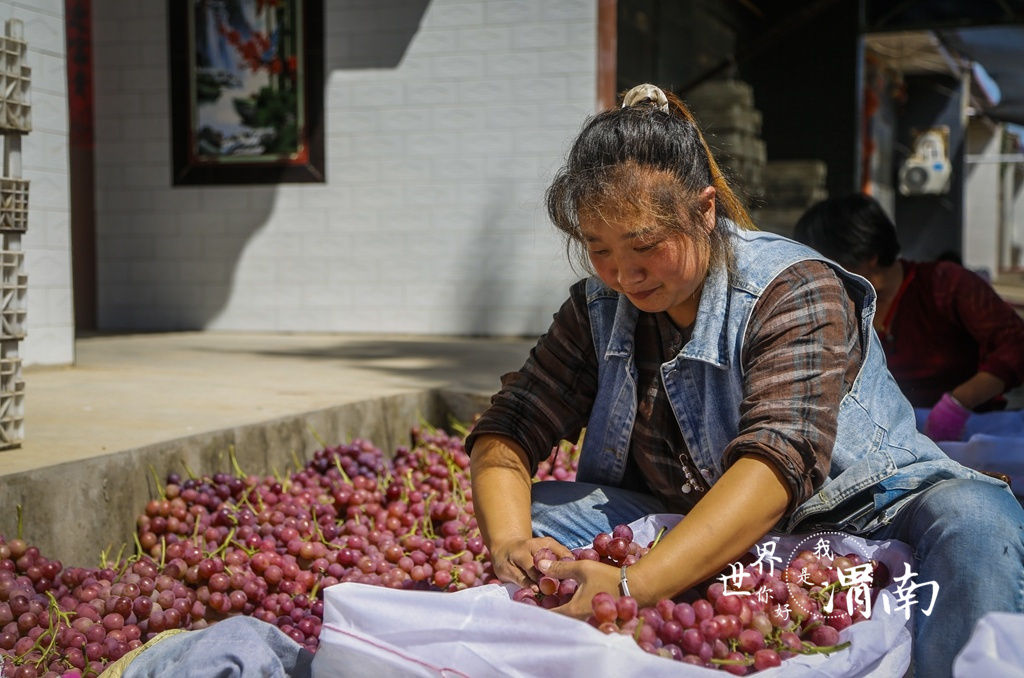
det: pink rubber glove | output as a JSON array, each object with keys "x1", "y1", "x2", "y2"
[{"x1": 924, "y1": 392, "x2": 971, "y2": 442}]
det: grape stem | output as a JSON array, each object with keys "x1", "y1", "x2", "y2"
[
  {"x1": 229, "y1": 445, "x2": 247, "y2": 478},
  {"x1": 402, "y1": 468, "x2": 416, "y2": 493},
  {"x1": 230, "y1": 536, "x2": 258, "y2": 557},
  {"x1": 309, "y1": 506, "x2": 329, "y2": 545},
  {"x1": 148, "y1": 465, "x2": 167, "y2": 501},
  {"x1": 308, "y1": 424, "x2": 330, "y2": 450},
  {"x1": 711, "y1": 657, "x2": 754, "y2": 667},
  {"x1": 332, "y1": 456, "x2": 353, "y2": 486},
  {"x1": 417, "y1": 412, "x2": 438, "y2": 436},
  {"x1": 632, "y1": 617, "x2": 645, "y2": 643},
  {"x1": 429, "y1": 442, "x2": 466, "y2": 505},
  {"x1": 210, "y1": 528, "x2": 237, "y2": 559},
  {"x1": 447, "y1": 414, "x2": 470, "y2": 438},
  {"x1": 237, "y1": 490, "x2": 260, "y2": 518},
  {"x1": 34, "y1": 592, "x2": 75, "y2": 668},
  {"x1": 800, "y1": 640, "x2": 853, "y2": 655},
  {"x1": 420, "y1": 493, "x2": 438, "y2": 540},
  {"x1": 133, "y1": 531, "x2": 146, "y2": 558},
  {"x1": 5, "y1": 592, "x2": 73, "y2": 671},
  {"x1": 191, "y1": 511, "x2": 203, "y2": 546},
  {"x1": 377, "y1": 465, "x2": 394, "y2": 496},
  {"x1": 253, "y1": 488, "x2": 267, "y2": 514}
]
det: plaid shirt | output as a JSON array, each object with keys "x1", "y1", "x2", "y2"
[
  {"x1": 884, "y1": 259, "x2": 1024, "y2": 408},
  {"x1": 468, "y1": 259, "x2": 862, "y2": 516}
]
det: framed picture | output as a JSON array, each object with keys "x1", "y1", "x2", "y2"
[{"x1": 168, "y1": 0, "x2": 325, "y2": 185}]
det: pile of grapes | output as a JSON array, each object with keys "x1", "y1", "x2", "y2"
[
  {"x1": 0, "y1": 424, "x2": 574, "y2": 678},
  {"x1": 0, "y1": 421, "x2": 887, "y2": 677},
  {"x1": 512, "y1": 522, "x2": 892, "y2": 675}
]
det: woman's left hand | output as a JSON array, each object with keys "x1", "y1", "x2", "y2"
[
  {"x1": 924, "y1": 392, "x2": 971, "y2": 441},
  {"x1": 534, "y1": 556, "x2": 624, "y2": 619}
]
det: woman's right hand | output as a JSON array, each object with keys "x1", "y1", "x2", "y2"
[
  {"x1": 468, "y1": 434, "x2": 574, "y2": 588},
  {"x1": 488, "y1": 536, "x2": 575, "y2": 590}
]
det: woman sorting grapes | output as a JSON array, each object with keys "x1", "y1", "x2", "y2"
[{"x1": 466, "y1": 84, "x2": 1024, "y2": 677}]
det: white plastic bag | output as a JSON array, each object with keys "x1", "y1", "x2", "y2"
[
  {"x1": 953, "y1": 612, "x2": 1024, "y2": 677},
  {"x1": 938, "y1": 434, "x2": 1024, "y2": 496},
  {"x1": 313, "y1": 514, "x2": 915, "y2": 677},
  {"x1": 916, "y1": 407, "x2": 1024, "y2": 496}
]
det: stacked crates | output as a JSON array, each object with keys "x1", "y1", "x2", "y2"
[
  {"x1": 0, "y1": 19, "x2": 29, "y2": 449},
  {"x1": 750, "y1": 160, "x2": 830, "y2": 238},
  {"x1": 685, "y1": 78, "x2": 767, "y2": 208}
]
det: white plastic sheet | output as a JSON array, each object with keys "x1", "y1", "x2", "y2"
[
  {"x1": 953, "y1": 611, "x2": 1024, "y2": 678},
  {"x1": 916, "y1": 408, "x2": 1024, "y2": 496},
  {"x1": 312, "y1": 514, "x2": 916, "y2": 678}
]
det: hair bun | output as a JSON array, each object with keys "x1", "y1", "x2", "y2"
[{"x1": 621, "y1": 84, "x2": 669, "y2": 112}]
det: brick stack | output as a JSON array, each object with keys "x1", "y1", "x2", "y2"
[
  {"x1": 750, "y1": 160, "x2": 829, "y2": 238},
  {"x1": 684, "y1": 78, "x2": 767, "y2": 208},
  {"x1": 0, "y1": 19, "x2": 29, "y2": 449}
]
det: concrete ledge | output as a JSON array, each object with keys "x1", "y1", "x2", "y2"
[{"x1": 0, "y1": 389, "x2": 490, "y2": 567}]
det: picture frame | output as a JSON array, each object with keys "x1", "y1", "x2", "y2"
[{"x1": 168, "y1": 0, "x2": 325, "y2": 185}]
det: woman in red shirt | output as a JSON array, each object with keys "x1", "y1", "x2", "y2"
[{"x1": 794, "y1": 193, "x2": 1024, "y2": 441}]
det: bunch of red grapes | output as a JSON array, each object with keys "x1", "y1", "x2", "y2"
[
  {"x1": 0, "y1": 425, "x2": 582, "y2": 678},
  {"x1": 512, "y1": 522, "x2": 892, "y2": 675},
  {"x1": 3, "y1": 421, "x2": 893, "y2": 678}
]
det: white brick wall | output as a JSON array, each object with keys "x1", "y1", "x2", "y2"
[
  {"x1": 91, "y1": 0, "x2": 597, "y2": 336},
  {"x1": 0, "y1": 1, "x2": 75, "y2": 366},
  {"x1": 964, "y1": 121, "x2": 1001, "y2": 278}
]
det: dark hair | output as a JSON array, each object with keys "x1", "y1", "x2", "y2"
[
  {"x1": 544, "y1": 85, "x2": 754, "y2": 274},
  {"x1": 792, "y1": 193, "x2": 901, "y2": 268}
]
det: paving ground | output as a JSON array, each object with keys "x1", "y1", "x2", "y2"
[
  {"x1": 7, "y1": 330, "x2": 1024, "y2": 478},
  {"x1": 5, "y1": 331, "x2": 537, "y2": 476}
]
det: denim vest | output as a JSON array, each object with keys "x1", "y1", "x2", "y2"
[{"x1": 576, "y1": 225, "x2": 1001, "y2": 533}]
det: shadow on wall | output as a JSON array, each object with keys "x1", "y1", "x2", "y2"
[
  {"x1": 463, "y1": 189, "x2": 519, "y2": 335},
  {"x1": 160, "y1": 191, "x2": 279, "y2": 329},
  {"x1": 146, "y1": 2, "x2": 431, "y2": 331},
  {"x1": 466, "y1": 186, "x2": 576, "y2": 338},
  {"x1": 324, "y1": 1, "x2": 430, "y2": 71}
]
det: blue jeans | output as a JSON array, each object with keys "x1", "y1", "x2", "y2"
[
  {"x1": 868, "y1": 478, "x2": 1024, "y2": 678},
  {"x1": 122, "y1": 616, "x2": 313, "y2": 678},
  {"x1": 531, "y1": 481, "x2": 667, "y2": 549},
  {"x1": 531, "y1": 478, "x2": 1024, "y2": 678}
]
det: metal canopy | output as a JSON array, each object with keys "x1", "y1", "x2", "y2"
[
  {"x1": 863, "y1": 0, "x2": 1024, "y2": 125},
  {"x1": 865, "y1": 0, "x2": 1024, "y2": 32},
  {"x1": 940, "y1": 25, "x2": 1024, "y2": 126}
]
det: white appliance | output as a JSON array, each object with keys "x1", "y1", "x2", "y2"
[{"x1": 898, "y1": 127, "x2": 952, "y2": 196}]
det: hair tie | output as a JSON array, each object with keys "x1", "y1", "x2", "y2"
[{"x1": 622, "y1": 84, "x2": 669, "y2": 113}]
